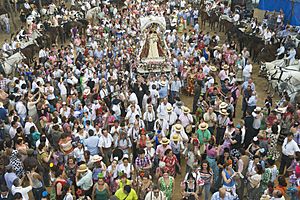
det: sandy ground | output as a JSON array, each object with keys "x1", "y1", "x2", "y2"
[{"x1": 0, "y1": 10, "x2": 279, "y2": 200}]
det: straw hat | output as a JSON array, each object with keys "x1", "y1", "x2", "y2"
[
  {"x1": 199, "y1": 122, "x2": 209, "y2": 131},
  {"x1": 77, "y1": 164, "x2": 88, "y2": 173},
  {"x1": 223, "y1": 64, "x2": 229, "y2": 70},
  {"x1": 91, "y1": 155, "x2": 103, "y2": 163},
  {"x1": 219, "y1": 102, "x2": 228, "y2": 109},
  {"x1": 182, "y1": 106, "x2": 190, "y2": 114},
  {"x1": 210, "y1": 66, "x2": 217, "y2": 72},
  {"x1": 254, "y1": 107, "x2": 262, "y2": 112},
  {"x1": 220, "y1": 109, "x2": 229, "y2": 116},
  {"x1": 174, "y1": 124, "x2": 183, "y2": 132},
  {"x1": 166, "y1": 106, "x2": 173, "y2": 112},
  {"x1": 171, "y1": 133, "x2": 180, "y2": 141},
  {"x1": 161, "y1": 137, "x2": 170, "y2": 145}
]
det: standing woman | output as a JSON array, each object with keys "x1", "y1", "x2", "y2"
[
  {"x1": 137, "y1": 172, "x2": 153, "y2": 200},
  {"x1": 30, "y1": 166, "x2": 45, "y2": 200},
  {"x1": 199, "y1": 160, "x2": 213, "y2": 200},
  {"x1": 92, "y1": 173, "x2": 110, "y2": 200},
  {"x1": 221, "y1": 160, "x2": 237, "y2": 195},
  {"x1": 161, "y1": 149, "x2": 180, "y2": 177},
  {"x1": 205, "y1": 138, "x2": 219, "y2": 185},
  {"x1": 158, "y1": 171, "x2": 175, "y2": 200},
  {"x1": 27, "y1": 91, "x2": 41, "y2": 125},
  {"x1": 37, "y1": 142, "x2": 52, "y2": 187},
  {"x1": 181, "y1": 172, "x2": 199, "y2": 200}
]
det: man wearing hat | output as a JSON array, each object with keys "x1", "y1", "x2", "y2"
[
  {"x1": 170, "y1": 133, "x2": 184, "y2": 170},
  {"x1": 156, "y1": 137, "x2": 171, "y2": 160},
  {"x1": 165, "y1": 106, "x2": 178, "y2": 134},
  {"x1": 170, "y1": 123, "x2": 188, "y2": 142},
  {"x1": 173, "y1": 97, "x2": 184, "y2": 116},
  {"x1": 203, "y1": 107, "x2": 217, "y2": 134},
  {"x1": 179, "y1": 106, "x2": 193, "y2": 131},
  {"x1": 197, "y1": 122, "x2": 211, "y2": 154},
  {"x1": 76, "y1": 164, "x2": 93, "y2": 197},
  {"x1": 216, "y1": 109, "x2": 230, "y2": 145}
]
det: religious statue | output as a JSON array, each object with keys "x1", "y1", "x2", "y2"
[{"x1": 140, "y1": 27, "x2": 165, "y2": 59}]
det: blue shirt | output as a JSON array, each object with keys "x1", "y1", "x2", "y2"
[
  {"x1": 159, "y1": 86, "x2": 168, "y2": 98},
  {"x1": 248, "y1": 96, "x2": 257, "y2": 107},
  {"x1": 4, "y1": 172, "x2": 18, "y2": 189},
  {"x1": 84, "y1": 136, "x2": 100, "y2": 156},
  {"x1": 241, "y1": 81, "x2": 255, "y2": 92}
]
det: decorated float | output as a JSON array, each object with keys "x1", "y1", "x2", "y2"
[{"x1": 137, "y1": 15, "x2": 172, "y2": 74}]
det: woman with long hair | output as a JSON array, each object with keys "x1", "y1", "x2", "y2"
[
  {"x1": 158, "y1": 170, "x2": 175, "y2": 200},
  {"x1": 181, "y1": 172, "x2": 199, "y2": 200},
  {"x1": 221, "y1": 159, "x2": 237, "y2": 195},
  {"x1": 199, "y1": 160, "x2": 213, "y2": 200}
]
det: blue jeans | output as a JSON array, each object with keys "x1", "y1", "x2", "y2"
[
  {"x1": 201, "y1": 183, "x2": 211, "y2": 200},
  {"x1": 5, "y1": 23, "x2": 10, "y2": 34},
  {"x1": 207, "y1": 157, "x2": 219, "y2": 184}
]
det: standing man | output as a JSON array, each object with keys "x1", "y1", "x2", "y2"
[
  {"x1": 76, "y1": 164, "x2": 93, "y2": 197},
  {"x1": 3, "y1": 14, "x2": 10, "y2": 34},
  {"x1": 243, "y1": 60, "x2": 252, "y2": 81},
  {"x1": 203, "y1": 107, "x2": 217, "y2": 135},
  {"x1": 170, "y1": 75, "x2": 181, "y2": 102},
  {"x1": 279, "y1": 132, "x2": 300, "y2": 175},
  {"x1": 99, "y1": 129, "x2": 114, "y2": 165}
]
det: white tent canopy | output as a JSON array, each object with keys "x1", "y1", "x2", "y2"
[{"x1": 140, "y1": 16, "x2": 166, "y2": 32}]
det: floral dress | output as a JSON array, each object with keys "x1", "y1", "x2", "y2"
[
  {"x1": 159, "y1": 176, "x2": 173, "y2": 200},
  {"x1": 162, "y1": 155, "x2": 178, "y2": 177}
]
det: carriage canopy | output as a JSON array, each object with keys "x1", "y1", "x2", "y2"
[{"x1": 140, "y1": 16, "x2": 166, "y2": 32}]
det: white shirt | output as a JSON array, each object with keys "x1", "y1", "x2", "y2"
[
  {"x1": 145, "y1": 191, "x2": 166, "y2": 200},
  {"x1": 282, "y1": 138, "x2": 300, "y2": 156},
  {"x1": 243, "y1": 64, "x2": 252, "y2": 77},
  {"x1": 143, "y1": 110, "x2": 156, "y2": 122},
  {"x1": 164, "y1": 112, "x2": 178, "y2": 125},
  {"x1": 117, "y1": 163, "x2": 134, "y2": 178},
  {"x1": 12, "y1": 185, "x2": 32, "y2": 200},
  {"x1": 264, "y1": 31, "x2": 272, "y2": 41},
  {"x1": 157, "y1": 102, "x2": 172, "y2": 118},
  {"x1": 57, "y1": 82, "x2": 67, "y2": 95},
  {"x1": 24, "y1": 122, "x2": 37, "y2": 135},
  {"x1": 129, "y1": 93, "x2": 138, "y2": 105},
  {"x1": 99, "y1": 134, "x2": 114, "y2": 148},
  {"x1": 16, "y1": 102, "x2": 27, "y2": 117}
]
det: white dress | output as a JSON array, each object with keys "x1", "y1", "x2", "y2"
[{"x1": 148, "y1": 33, "x2": 159, "y2": 58}]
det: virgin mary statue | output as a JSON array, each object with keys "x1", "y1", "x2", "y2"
[
  {"x1": 148, "y1": 32, "x2": 160, "y2": 58},
  {"x1": 140, "y1": 29, "x2": 165, "y2": 60}
]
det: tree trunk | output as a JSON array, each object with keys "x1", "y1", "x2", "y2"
[{"x1": 4, "y1": 0, "x2": 17, "y2": 30}]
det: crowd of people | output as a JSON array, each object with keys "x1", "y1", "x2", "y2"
[{"x1": 0, "y1": 0, "x2": 300, "y2": 200}]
